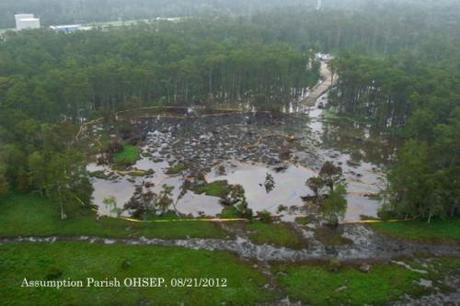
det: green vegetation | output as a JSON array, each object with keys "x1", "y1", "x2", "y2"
[
  {"x1": 0, "y1": 243, "x2": 273, "y2": 305},
  {"x1": 247, "y1": 222, "x2": 305, "y2": 249},
  {"x1": 193, "y1": 181, "x2": 232, "y2": 198},
  {"x1": 0, "y1": 2, "x2": 459, "y2": 304},
  {"x1": 115, "y1": 168, "x2": 154, "y2": 177},
  {"x1": 0, "y1": 193, "x2": 228, "y2": 239},
  {"x1": 195, "y1": 182, "x2": 251, "y2": 219},
  {"x1": 113, "y1": 145, "x2": 140, "y2": 167},
  {"x1": 294, "y1": 216, "x2": 315, "y2": 225},
  {"x1": 125, "y1": 169, "x2": 152, "y2": 177},
  {"x1": 0, "y1": 0, "x2": 312, "y2": 28},
  {"x1": 0, "y1": 18, "x2": 318, "y2": 214},
  {"x1": 0, "y1": 23, "x2": 316, "y2": 123},
  {"x1": 0, "y1": 163, "x2": 8, "y2": 196},
  {"x1": 219, "y1": 206, "x2": 240, "y2": 219},
  {"x1": 1, "y1": 0, "x2": 459, "y2": 228},
  {"x1": 275, "y1": 258, "x2": 460, "y2": 305},
  {"x1": 306, "y1": 162, "x2": 348, "y2": 226},
  {"x1": 321, "y1": 184, "x2": 348, "y2": 226},
  {"x1": 166, "y1": 163, "x2": 188, "y2": 175},
  {"x1": 331, "y1": 50, "x2": 460, "y2": 222},
  {"x1": 370, "y1": 219, "x2": 460, "y2": 245},
  {"x1": 314, "y1": 226, "x2": 352, "y2": 246}
]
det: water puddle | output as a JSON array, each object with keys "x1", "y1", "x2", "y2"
[
  {"x1": 88, "y1": 154, "x2": 224, "y2": 218},
  {"x1": 206, "y1": 158, "x2": 383, "y2": 222},
  {"x1": 207, "y1": 161, "x2": 315, "y2": 221},
  {"x1": 174, "y1": 191, "x2": 222, "y2": 217},
  {"x1": 91, "y1": 177, "x2": 137, "y2": 217}
]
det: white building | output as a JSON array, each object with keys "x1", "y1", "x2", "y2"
[
  {"x1": 15, "y1": 14, "x2": 40, "y2": 31},
  {"x1": 15, "y1": 14, "x2": 34, "y2": 23}
]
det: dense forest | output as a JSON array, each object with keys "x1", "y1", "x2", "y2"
[
  {"x1": 249, "y1": 6, "x2": 459, "y2": 55},
  {"x1": 0, "y1": 20, "x2": 319, "y2": 121},
  {"x1": 0, "y1": 1, "x2": 459, "y2": 221},
  {"x1": 328, "y1": 39, "x2": 460, "y2": 220},
  {"x1": 329, "y1": 48, "x2": 460, "y2": 220}
]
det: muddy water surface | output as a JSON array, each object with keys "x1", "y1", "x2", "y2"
[{"x1": 89, "y1": 80, "x2": 389, "y2": 222}]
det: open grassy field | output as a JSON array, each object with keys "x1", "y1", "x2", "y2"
[
  {"x1": 1, "y1": 193, "x2": 460, "y2": 305},
  {"x1": 0, "y1": 193, "x2": 311, "y2": 248},
  {"x1": 370, "y1": 219, "x2": 460, "y2": 245},
  {"x1": 0, "y1": 243, "x2": 273, "y2": 305},
  {"x1": 0, "y1": 193, "x2": 228, "y2": 239},
  {"x1": 2, "y1": 242, "x2": 458, "y2": 305},
  {"x1": 246, "y1": 222, "x2": 306, "y2": 249},
  {"x1": 275, "y1": 257, "x2": 460, "y2": 305}
]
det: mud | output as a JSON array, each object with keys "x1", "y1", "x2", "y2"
[{"x1": 2, "y1": 225, "x2": 459, "y2": 262}]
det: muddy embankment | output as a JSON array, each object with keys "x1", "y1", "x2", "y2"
[{"x1": 2, "y1": 224, "x2": 460, "y2": 262}]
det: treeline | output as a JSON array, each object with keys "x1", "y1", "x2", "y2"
[
  {"x1": 329, "y1": 40, "x2": 460, "y2": 221},
  {"x1": 0, "y1": 20, "x2": 318, "y2": 123},
  {"x1": 3, "y1": 1, "x2": 460, "y2": 58},
  {"x1": 329, "y1": 55, "x2": 415, "y2": 130},
  {"x1": 0, "y1": 0, "x2": 313, "y2": 28},
  {"x1": 248, "y1": 3, "x2": 460, "y2": 55},
  {"x1": 2, "y1": 0, "x2": 459, "y2": 29},
  {"x1": 0, "y1": 120, "x2": 93, "y2": 218}
]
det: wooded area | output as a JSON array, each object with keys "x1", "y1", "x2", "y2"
[
  {"x1": 0, "y1": 1, "x2": 459, "y2": 221},
  {"x1": 329, "y1": 42, "x2": 460, "y2": 221}
]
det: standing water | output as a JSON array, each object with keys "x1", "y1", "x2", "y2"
[{"x1": 87, "y1": 59, "x2": 387, "y2": 222}]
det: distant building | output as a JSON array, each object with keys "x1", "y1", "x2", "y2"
[
  {"x1": 15, "y1": 14, "x2": 34, "y2": 23},
  {"x1": 15, "y1": 14, "x2": 40, "y2": 31},
  {"x1": 50, "y1": 24, "x2": 84, "y2": 33}
]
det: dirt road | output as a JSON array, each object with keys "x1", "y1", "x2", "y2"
[{"x1": 301, "y1": 60, "x2": 335, "y2": 107}]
